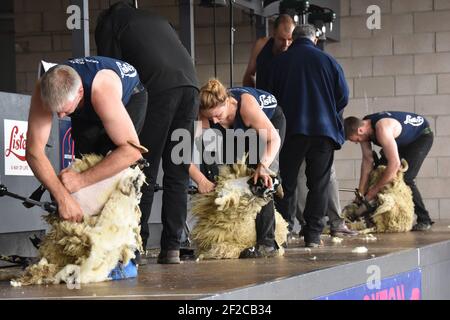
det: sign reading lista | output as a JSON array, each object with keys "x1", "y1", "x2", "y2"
[{"x1": 4, "y1": 119, "x2": 33, "y2": 176}]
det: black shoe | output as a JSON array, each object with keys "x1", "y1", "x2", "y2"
[
  {"x1": 239, "y1": 246, "x2": 261, "y2": 259},
  {"x1": 330, "y1": 222, "x2": 358, "y2": 237},
  {"x1": 298, "y1": 228, "x2": 304, "y2": 238},
  {"x1": 133, "y1": 250, "x2": 148, "y2": 266},
  {"x1": 287, "y1": 231, "x2": 297, "y2": 242},
  {"x1": 157, "y1": 250, "x2": 181, "y2": 264},
  {"x1": 305, "y1": 242, "x2": 322, "y2": 248},
  {"x1": 239, "y1": 245, "x2": 278, "y2": 259},
  {"x1": 412, "y1": 222, "x2": 432, "y2": 231},
  {"x1": 305, "y1": 239, "x2": 324, "y2": 248},
  {"x1": 258, "y1": 245, "x2": 279, "y2": 258}
]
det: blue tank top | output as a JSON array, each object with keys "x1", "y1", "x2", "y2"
[
  {"x1": 364, "y1": 111, "x2": 430, "y2": 147},
  {"x1": 64, "y1": 56, "x2": 140, "y2": 121},
  {"x1": 255, "y1": 38, "x2": 275, "y2": 91},
  {"x1": 229, "y1": 87, "x2": 278, "y2": 130}
]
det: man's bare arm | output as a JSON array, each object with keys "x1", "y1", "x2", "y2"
[
  {"x1": 358, "y1": 141, "x2": 373, "y2": 195},
  {"x1": 61, "y1": 70, "x2": 142, "y2": 192},
  {"x1": 26, "y1": 82, "x2": 83, "y2": 222},
  {"x1": 366, "y1": 123, "x2": 401, "y2": 199},
  {"x1": 242, "y1": 37, "x2": 269, "y2": 87}
]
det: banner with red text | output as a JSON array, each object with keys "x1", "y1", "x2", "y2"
[{"x1": 4, "y1": 119, "x2": 33, "y2": 176}]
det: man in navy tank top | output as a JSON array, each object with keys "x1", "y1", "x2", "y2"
[
  {"x1": 26, "y1": 56, "x2": 148, "y2": 224},
  {"x1": 344, "y1": 111, "x2": 434, "y2": 231},
  {"x1": 242, "y1": 14, "x2": 295, "y2": 90}
]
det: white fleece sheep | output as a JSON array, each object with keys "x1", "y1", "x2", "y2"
[
  {"x1": 343, "y1": 159, "x2": 414, "y2": 233},
  {"x1": 11, "y1": 154, "x2": 145, "y2": 286},
  {"x1": 191, "y1": 162, "x2": 288, "y2": 259}
]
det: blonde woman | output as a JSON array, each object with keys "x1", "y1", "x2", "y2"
[{"x1": 189, "y1": 79, "x2": 286, "y2": 257}]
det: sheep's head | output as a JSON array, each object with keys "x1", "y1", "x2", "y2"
[
  {"x1": 118, "y1": 166, "x2": 146, "y2": 197},
  {"x1": 214, "y1": 176, "x2": 254, "y2": 211}
]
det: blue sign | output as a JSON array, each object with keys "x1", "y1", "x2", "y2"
[
  {"x1": 59, "y1": 119, "x2": 74, "y2": 170},
  {"x1": 316, "y1": 268, "x2": 422, "y2": 300}
]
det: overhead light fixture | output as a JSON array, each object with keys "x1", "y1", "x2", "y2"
[
  {"x1": 279, "y1": 0, "x2": 310, "y2": 24},
  {"x1": 199, "y1": 0, "x2": 228, "y2": 7},
  {"x1": 279, "y1": 0, "x2": 310, "y2": 15},
  {"x1": 263, "y1": 0, "x2": 279, "y2": 7}
]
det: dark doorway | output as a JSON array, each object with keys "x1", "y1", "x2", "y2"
[{"x1": 0, "y1": 0, "x2": 16, "y2": 93}]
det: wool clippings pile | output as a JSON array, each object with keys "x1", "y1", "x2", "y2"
[
  {"x1": 352, "y1": 247, "x2": 368, "y2": 254},
  {"x1": 11, "y1": 154, "x2": 145, "y2": 286},
  {"x1": 191, "y1": 162, "x2": 288, "y2": 259}
]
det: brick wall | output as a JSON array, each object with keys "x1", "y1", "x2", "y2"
[
  {"x1": 329, "y1": 0, "x2": 450, "y2": 219},
  {"x1": 14, "y1": 0, "x2": 114, "y2": 93},
  {"x1": 14, "y1": 0, "x2": 255, "y2": 93}
]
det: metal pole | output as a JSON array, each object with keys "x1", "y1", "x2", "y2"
[
  {"x1": 255, "y1": 15, "x2": 268, "y2": 39},
  {"x1": 179, "y1": 0, "x2": 195, "y2": 61},
  {"x1": 229, "y1": 0, "x2": 234, "y2": 86},
  {"x1": 70, "y1": 0, "x2": 89, "y2": 57},
  {"x1": 213, "y1": 2, "x2": 217, "y2": 77}
]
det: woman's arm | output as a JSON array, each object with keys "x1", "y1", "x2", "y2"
[
  {"x1": 189, "y1": 164, "x2": 215, "y2": 194},
  {"x1": 239, "y1": 93, "x2": 281, "y2": 187},
  {"x1": 189, "y1": 116, "x2": 215, "y2": 193}
]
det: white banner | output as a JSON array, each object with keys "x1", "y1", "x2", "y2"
[{"x1": 4, "y1": 119, "x2": 33, "y2": 176}]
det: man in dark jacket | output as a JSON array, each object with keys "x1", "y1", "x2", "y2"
[
  {"x1": 268, "y1": 24, "x2": 349, "y2": 247},
  {"x1": 95, "y1": 1, "x2": 199, "y2": 264}
]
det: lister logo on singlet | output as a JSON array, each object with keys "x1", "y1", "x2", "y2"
[
  {"x1": 404, "y1": 115, "x2": 424, "y2": 127},
  {"x1": 4, "y1": 119, "x2": 33, "y2": 176},
  {"x1": 116, "y1": 62, "x2": 137, "y2": 78},
  {"x1": 258, "y1": 94, "x2": 277, "y2": 108}
]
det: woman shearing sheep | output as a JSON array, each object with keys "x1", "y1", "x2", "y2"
[{"x1": 189, "y1": 78, "x2": 286, "y2": 258}]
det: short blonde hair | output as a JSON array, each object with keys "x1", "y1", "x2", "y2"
[
  {"x1": 199, "y1": 78, "x2": 229, "y2": 112},
  {"x1": 40, "y1": 65, "x2": 81, "y2": 112}
]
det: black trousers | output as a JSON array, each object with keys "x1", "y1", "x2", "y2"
[
  {"x1": 139, "y1": 86, "x2": 199, "y2": 250},
  {"x1": 71, "y1": 89, "x2": 148, "y2": 157},
  {"x1": 380, "y1": 132, "x2": 434, "y2": 225},
  {"x1": 255, "y1": 107, "x2": 286, "y2": 248},
  {"x1": 275, "y1": 135, "x2": 335, "y2": 244}
]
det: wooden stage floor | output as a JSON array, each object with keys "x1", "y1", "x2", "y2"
[{"x1": 1, "y1": 221, "x2": 450, "y2": 300}]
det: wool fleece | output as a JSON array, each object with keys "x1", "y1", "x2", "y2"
[
  {"x1": 11, "y1": 154, "x2": 145, "y2": 286},
  {"x1": 191, "y1": 162, "x2": 288, "y2": 259},
  {"x1": 343, "y1": 160, "x2": 414, "y2": 233}
]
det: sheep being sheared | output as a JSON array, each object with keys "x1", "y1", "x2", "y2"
[
  {"x1": 190, "y1": 162, "x2": 288, "y2": 259},
  {"x1": 343, "y1": 159, "x2": 414, "y2": 233},
  {"x1": 11, "y1": 154, "x2": 145, "y2": 287}
]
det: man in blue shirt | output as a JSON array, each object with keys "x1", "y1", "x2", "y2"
[{"x1": 268, "y1": 24, "x2": 349, "y2": 247}]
